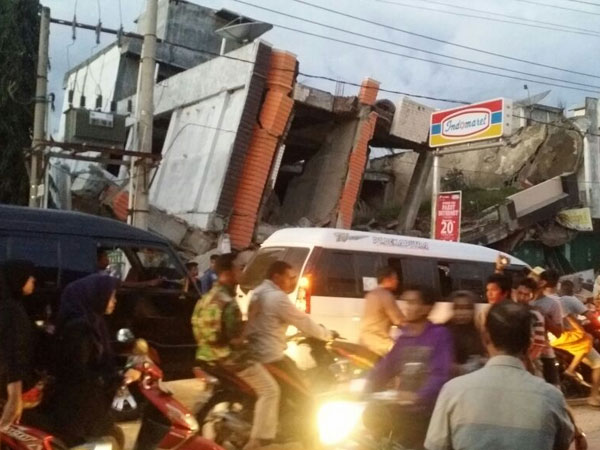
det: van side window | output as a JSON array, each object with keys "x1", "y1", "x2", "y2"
[
  {"x1": 449, "y1": 262, "x2": 488, "y2": 302},
  {"x1": 438, "y1": 262, "x2": 452, "y2": 298},
  {"x1": 355, "y1": 253, "x2": 383, "y2": 296},
  {"x1": 401, "y1": 258, "x2": 439, "y2": 298},
  {"x1": 6, "y1": 236, "x2": 59, "y2": 288},
  {"x1": 313, "y1": 250, "x2": 358, "y2": 298},
  {"x1": 241, "y1": 247, "x2": 310, "y2": 292},
  {"x1": 385, "y1": 257, "x2": 404, "y2": 296}
]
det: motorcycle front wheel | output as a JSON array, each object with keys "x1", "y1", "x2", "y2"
[{"x1": 196, "y1": 390, "x2": 254, "y2": 450}]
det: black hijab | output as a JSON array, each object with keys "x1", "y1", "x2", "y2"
[
  {"x1": 1, "y1": 259, "x2": 35, "y2": 300},
  {"x1": 58, "y1": 274, "x2": 120, "y2": 363}
]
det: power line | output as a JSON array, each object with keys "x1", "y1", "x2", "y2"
[
  {"x1": 515, "y1": 0, "x2": 600, "y2": 15},
  {"x1": 49, "y1": 15, "x2": 600, "y2": 136},
  {"x1": 411, "y1": 0, "x2": 600, "y2": 35},
  {"x1": 239, "y1": 0, "x2": 600, "y2": 91},
  {"x1": 277, "y1": 0, "x2": 600, "y2": 80},
  {"x1": 372, "y1": 0, "x2": 600, "y2": 39},
  {"x1": 558, "y1": 0, "x2": 600, "y2": 6},
  {"x1": 265, "y1": 20, "x2": 600, "y2": 95}
]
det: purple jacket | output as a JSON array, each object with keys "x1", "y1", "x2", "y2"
[{"x1": 367, "y1": 322, "x2": 454, "y2": 410}]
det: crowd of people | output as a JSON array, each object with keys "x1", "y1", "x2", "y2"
[
  {"x1": 0, "y1": 250, "x2": 598, "y2": 450},
  {"x1": 358, "y1": 256, "x2": 593, "y2": 449}
]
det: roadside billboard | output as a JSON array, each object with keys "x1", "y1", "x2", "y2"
[
  {"x1": 435, "y1": 191, "x2": 462, "y2": 242},
  {"x1": 429, "y1": 98, "x2": 512, "y2": 147}
]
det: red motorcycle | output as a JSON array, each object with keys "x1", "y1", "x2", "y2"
[
  {"x1": 0, "y1": 424, "x2": 67, "y2": 450},
  {"x1": 121, "y1": 334, "x2": 224, "y2": 450}
]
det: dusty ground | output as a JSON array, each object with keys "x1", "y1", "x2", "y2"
[{"x1": 121, "y1": 380, "x2": 600, "y2": 449}]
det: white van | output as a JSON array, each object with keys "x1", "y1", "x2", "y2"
[{"x1": 238, "y1": 228, "x2": 529, "y2": 342}]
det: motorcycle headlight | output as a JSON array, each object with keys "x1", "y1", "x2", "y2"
[{"x1": 317, "y1": 401, "x2": 365, "y2": 446}]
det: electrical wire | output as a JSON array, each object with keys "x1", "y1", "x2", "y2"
[
  {"x1": 371, "y1": 0, "x2": 600, "y2": 39},
  {"x1": 409, "y1": 0, "x2": 600, "y2": 35},
  {"x1": 237, "y1": 0, "x2": 600, "y2": 91},
  {"x1": 268, "y1": 20, "x2": 600, "y2": 95},
  {"x1": 559, "y1": 0, "x2": 600, "y2": 6},
  {"x1": 515, "y1": 0, "x2": 600, "y2": 15},
  {"x1": 281, "y1": 0, "x2": 600, "y2": 79},
  {"x1": 50, "y1": 15, "x2": 600, "y2": 138}
]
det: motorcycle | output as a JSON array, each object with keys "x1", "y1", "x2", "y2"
[
  {"x1": 553, "y1": 313, "x2": 600, "y2": 398},
  {"x1": 315, "y1": 379, "x2": 415, "y2": 450},
  {"x1": 116, "y1": 329, "x2": 224, "y2": 450},
  {"x1": 193, "y1": 334, "x2": 379, "y2": 449},
  {"x1": 0, "y1": 424, "x2": 68, "y2": 450}
]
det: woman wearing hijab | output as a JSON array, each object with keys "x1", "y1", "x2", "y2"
[
  {"x1": 48, "y1": 273, "x2": 138, "y2": 448},
  {"x1": 0, "y1": 260, "x2": 36, "y2": 430}
]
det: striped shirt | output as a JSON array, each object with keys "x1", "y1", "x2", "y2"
[
  {"x1": 529, "y1": 309, "x2": 546, "y2": 360},
  {"x1": 425, "y1": 355, "x2": 573, "y2": 450}
]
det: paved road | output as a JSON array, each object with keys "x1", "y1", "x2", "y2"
[
  {"x1": 570, "y1": 402, "x2": 600, "y2": 448},
  {"x1": 121, "y1": 380, "x2": 600, "y2": 449}
]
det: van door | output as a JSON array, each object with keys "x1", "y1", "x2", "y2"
[{"x1": 98, "y1": 242, "x2": 196, "y2": 379}]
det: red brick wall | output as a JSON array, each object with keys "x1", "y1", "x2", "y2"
[
  {"x1": 337, "y1": 111, "x2": 378, "y2": 229},
  {"x1": 228, "y1": 51, "x2": 297, "y2": 249}
]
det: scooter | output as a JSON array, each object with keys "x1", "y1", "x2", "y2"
[
  {"x1": 0, "y1": 424, "x2": 68, "y2": 450},
  {"x1": 193, "y1": 334, "x2": 379, "y2": 449},
  {"x1": 117, "y1": 331, "x2": 224, "y2": 450}
]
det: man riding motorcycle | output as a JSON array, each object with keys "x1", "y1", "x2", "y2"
[
  {"x1": 244, "y1": 261, "x2": 335, "y2": 432},
  {"x1": 191, "y1": 254, "x2": 280, "y2": 450}
]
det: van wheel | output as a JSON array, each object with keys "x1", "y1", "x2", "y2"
[{"x1": 112, "y1": 386, "x2": 141, "y2": 422}]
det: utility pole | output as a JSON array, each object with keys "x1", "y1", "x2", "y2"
[
  {"x1": 29, "y1": 6, "x2": 50, "y2": 208},
  {"x1": 131, "y1": 0, "x2": 157, "y2": 230},
  {"x1": 430, "y1": 152, "x2": 440, "y2": 238}
]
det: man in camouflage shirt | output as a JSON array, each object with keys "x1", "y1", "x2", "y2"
[{"x1": 191, "y1": 254, "x2": 280, "y2": 450}]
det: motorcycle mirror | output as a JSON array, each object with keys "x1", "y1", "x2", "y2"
[{"x1": 116, "y1": 328, "x2": 135, "y2": 344}]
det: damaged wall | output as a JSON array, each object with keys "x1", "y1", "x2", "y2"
[
  {"x1": 277, "y1": 79, "x2": 381, "y2": 228},
  {"x1": 369, "y1": 121, "x2": 583, "y2": 207},
  {"x1": 145, "y1": 41, "x2": 272, "y2": 232},
  {"x1": 280, "y1": 117, "x2": 361, "y2": 225}
]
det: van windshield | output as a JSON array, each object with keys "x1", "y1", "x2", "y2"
[{"x1": 241, "y1": 246, "x2": 310, "y2": 292}]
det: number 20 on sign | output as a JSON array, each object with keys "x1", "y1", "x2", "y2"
[{"x1": 435, "y1": 192, "x2": 462, "y2": 242}]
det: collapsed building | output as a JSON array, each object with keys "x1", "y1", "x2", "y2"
[
  {"x1": 48, "y1": 0, "x2": 600, "y2": 277},
  {"x1": 50, "y1": 0, "x2": 429, "y2": 256}
]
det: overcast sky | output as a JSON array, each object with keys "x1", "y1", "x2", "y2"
[{"x1": 42, "y1": 0, "x2": 600, "y2": 135}]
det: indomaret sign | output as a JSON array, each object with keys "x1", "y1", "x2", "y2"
[
  {"x1": 429, "y1": 98, "x2": 512, "y2": 147},
  {"x1": 435, "y1": 192, "x2": 462, "y2": 242}
]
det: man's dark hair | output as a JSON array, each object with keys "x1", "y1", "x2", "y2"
[
  {"x1": 540, "y1": 269, "x2": 560, "y2": 288},
  {"x1": 376, "y1": 266, "x2": 397, "y2": 284},
  {"x1": 486, "y1": 273, "x2": 512, "y2": 294},
  {"x1": 486, "y1": 301, "x2": 532, "y2": 355},
  {"x1": 210, "y1": 254, "x2": 219, "y2": 262},
  {"x1": 402, "y1": 285, "x2": 436, "y2": 305},
  {"x1": 560, "y1": 279, "x2": 575, "y2": 296},
  {"x1": 517, "y1": 277, "x2": 538, "y2": 292},
  {"x1": 97, "y1": 247, "x2": 108, "y2": 258},
  {"x1": 267, "y1": 261, "x2": 292, "y2": 279},
  {"x1": 185, "y1": 261, "x2": 198, "y2": 269},
  {"x1": 214, "y1": 254, "x2": 236, "y2": 275}
]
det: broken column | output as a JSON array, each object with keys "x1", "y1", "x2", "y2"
[
  {"x1": 228, "y1": 51, "x2": 297, "y2": 250},
  {"x1": 279, "y1": 78, "x2": 380, "y2": 228}
]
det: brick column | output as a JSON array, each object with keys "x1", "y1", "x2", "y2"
[
  {"x1": 228, "y1": 51, "x2": 297, "y2": 249},
  {"x1": 336, "y1": 78, "x2": 380, "y2": 229}
]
